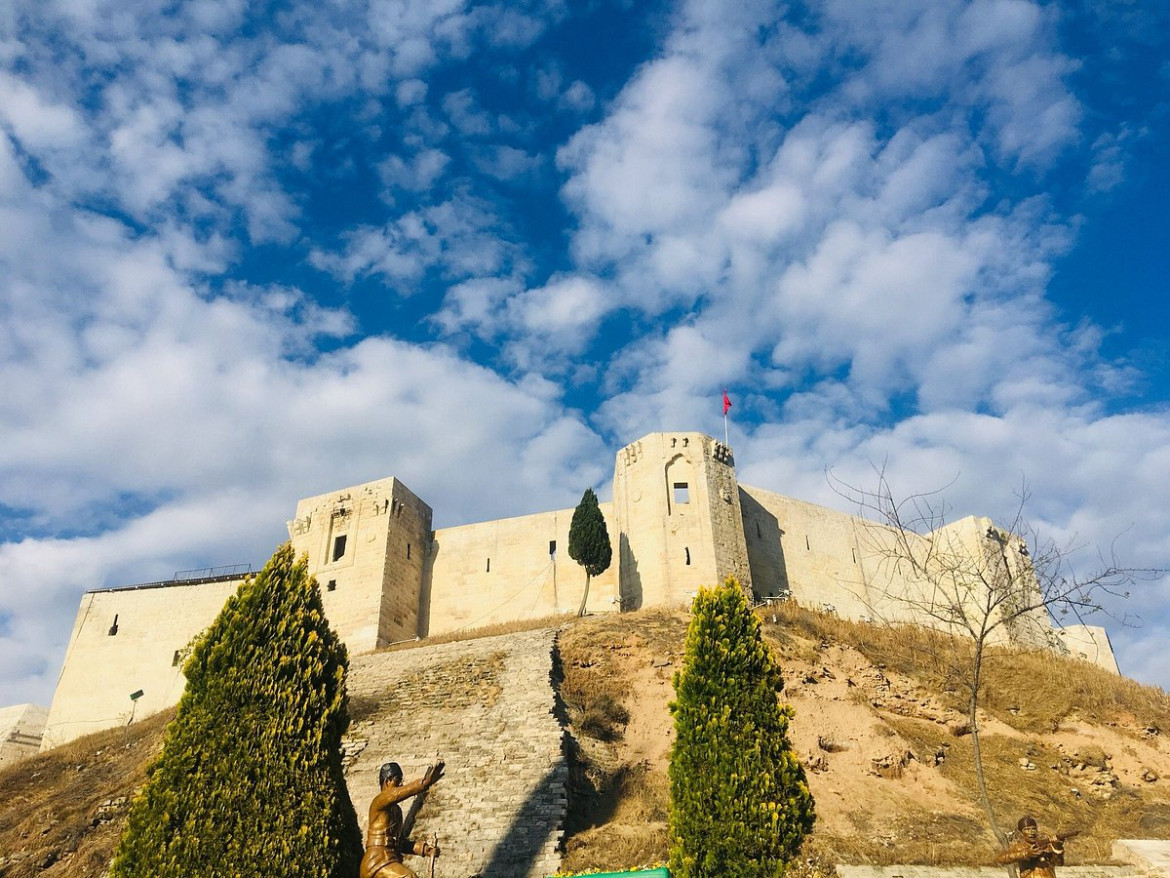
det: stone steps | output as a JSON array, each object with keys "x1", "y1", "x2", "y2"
[{"x1": 344, "y1": 628, "x2": 566, "y2": 878}]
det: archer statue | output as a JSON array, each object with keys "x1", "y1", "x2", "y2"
[
  {"x1": 360, "y1": 760, "x2": 445, "y2": 878},
  {"x1": 996, "y1": 815, "x2": 1079, "y2": 878}
]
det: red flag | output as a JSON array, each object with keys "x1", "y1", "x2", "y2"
[{"x1": 722, "y1": 390, "x2": 732, "y2": 416}]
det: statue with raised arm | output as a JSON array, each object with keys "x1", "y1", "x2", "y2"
[
  {"x1": 996, "y1": 815, "x2": 1079, "y2": 878},
  {"x1": 360, "y1": 761, "x2": 445, "y2": 878}
]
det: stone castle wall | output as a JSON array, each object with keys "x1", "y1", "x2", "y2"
[
  {"x1": 613, "y1": 432, "x2": 748, "y2": 609},
  {"x1": 0, "y1": 703, "x2": 48, "y2": 769},
  {"x1": 41, "y1": 576, "x2": 246, "y2": 749},
  {"x1": 740, "y1": 486, "x2": 886, "y2": 617},
  {"x1": 34, "y1": 429, "x2": 1115, "y2": 753},
  {"x1": 427, "y1": 506, "x2": 620, "y2": 635},
  {"x1": 289, "y1": 477, "x2": 434, "y2": 653}
]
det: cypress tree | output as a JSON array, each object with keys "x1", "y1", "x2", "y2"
[
  {"x1": 669, "y1": 580, "x2": 815, "y2": 878},
  {"x1": 567, "y1": 487, "x2": 612, "y2": 617},
  {"x1": 110, "y1": 543, "x2": 362, "y2": 878}
]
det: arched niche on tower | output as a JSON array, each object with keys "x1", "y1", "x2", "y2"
[{"x1": 664, "y1": 452, "x2": 696, "y2": 516}]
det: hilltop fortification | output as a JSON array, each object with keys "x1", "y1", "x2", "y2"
[{"x1": 37, "y1": 431, "x2": 1115, "y2": 750}]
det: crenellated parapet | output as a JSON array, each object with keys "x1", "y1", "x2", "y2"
[{"x1": 32, "y1": 430, "x2": 1119, "y2": 756}]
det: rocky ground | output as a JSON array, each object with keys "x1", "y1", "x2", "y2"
[
  {"x1": 557, "y1": 605, "x2": 1170, "y2": 871},
  {"x1": 5, "y1": 603, "x2": 1170, "y2": 876}
]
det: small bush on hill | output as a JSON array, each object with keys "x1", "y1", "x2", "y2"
[
  {"x1": 110, "y1": 543, "x2": 362, "y2": 878},
  {"x1": 669, "y1": 580, "x2": 815, "y2": 878}
]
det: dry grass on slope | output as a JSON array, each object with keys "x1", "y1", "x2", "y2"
[
  {"x1": 763, "y1": 602, "x2": 1170, "y2": 864},
  {"x1": 0, "y1": 709, "x2": 171, "y2": 878},
  {"x1": 557, "y1": 601, "x2": 1170, "y2": 871},
  {"x1": 556, "y1": 608, "x2": 686, "y2": 875},
  {"x1": 763, "y1": 600, "x2": 1170, "y2": 736}
]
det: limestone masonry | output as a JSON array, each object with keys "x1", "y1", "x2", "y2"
[
  {"x1": 36, "y1": 430, "x2": 1116, "y2": 751},
  {"x1": 0, "y1": 703, "x2": 48, "y2": 769}
]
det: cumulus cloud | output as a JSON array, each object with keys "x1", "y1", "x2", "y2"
[
  {"x1": 1, "y1": 0, "x2": 1168, "y2": 708},
  {"x1": 309, "y1": 193, "x2": 526, "y2": 289}
]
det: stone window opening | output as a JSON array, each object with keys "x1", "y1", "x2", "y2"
[
  {"x1": 756, "y1": 521, "x2": 762, "y2": 539},
  {"x1": 851, "y1": 547, "x2": 856, "y2": 563},
  {"x1": 549, "y1": 540, "x2": 556, "y2": 556},
  {"x1": 326, "y1": 579, "x2": 337, "y2": 592},
  {"x1": 108, "y1": 614, "x2": 119, "y2": 636},
  {"x1": 332, "y1": 534, "x2": 347, "y2": 562},
  {"x1": 172, "y1": 650, "x2": 182, "y2": 667},
  {"x1": 685, "y1": 547, "x2": 691, "y2": 566},
  {"x1": 673, "y1": 482, "x2": 689, "y2": 505},
  {"x1": 406, "y1": 543, "x2": 412, "y2": 560},
  {"x1": 486, "y1": 557, "x2": 491, "y2": 573},
  {"x1": 805, "y1": 535, "x2": 810, "y2": 550}
]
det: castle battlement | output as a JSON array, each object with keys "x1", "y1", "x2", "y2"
[{"x1": 35, "y1": 431, "x2": 1117, "y2": 752}]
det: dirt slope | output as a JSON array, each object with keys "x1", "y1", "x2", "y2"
[
  {"x1": 0, "y1": 710, "x2": 172, "y2": 877},
  {"x1": 6, "y1": 604, "x2": 1170, "y2": 876},
  {"x1": 557, "y1": 605, "x2": 1170, "y2": 872}
]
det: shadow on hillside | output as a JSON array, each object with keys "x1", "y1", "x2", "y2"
[{"x1": 473, "y1": 762, "x2": 566, "y2": 878}]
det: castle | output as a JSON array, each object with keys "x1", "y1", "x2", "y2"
[{"x1": 9, "y1": 431, "x2": 1115, "y2": 758}]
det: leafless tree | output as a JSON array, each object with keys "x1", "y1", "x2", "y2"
[{"x1": 830, "y1": 468, "x2": 1160, "y2": 846}]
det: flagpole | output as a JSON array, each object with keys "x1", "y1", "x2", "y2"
[{"x1": 722, "y1": 389, "x2": 730, "y2": 446}]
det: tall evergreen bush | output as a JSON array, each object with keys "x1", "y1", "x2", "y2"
[
  {"x1": 110, "y1": 543, "x2": 362, "y2": 877},
  {"x1": 669, "y1": 580, "x2": 815, "y2": 878},
  {"x1": 568, "y1": 487, "x2": 612, "y2": 616}
]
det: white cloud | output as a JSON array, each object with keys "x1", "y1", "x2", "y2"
[
  {"x1": 0, "y1": 193, "x2": 603, "y2": 706},
  {"x1": 1087, "y1": 128, "x2": 1129, "y2": 193},
  {"x1": 443, "y1": 88, "x2": 495, "y2": 136},
  {"x1": 560, "y1": 54, "x2": 733, "y2": 255},
  {"x1": 0, "y1": 71, "x2": 85, "y2": 150},
  {"x1": 1, "y1": 0, "x2": 1168, "y2": 706},
  {"x1": 436, "y1": 274, "x2": 613, "y2": 374},
  {"x1": 379, "y1": 148, "x2": 451, "y2": 192},
  {"x1": 469, "y1": 144, "x2": 542, "y2": 182},
  {"x1": 820, "y1": 0, "x2": 1081, "y2": 167},
  {"x1": 310, "y1": 193, "x2": 524, "y2": 288}
]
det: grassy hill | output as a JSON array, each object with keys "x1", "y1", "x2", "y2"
[
  {"x1": 0, "y1": 709, "x2": 172, "y2": 876},
  {"x1": 557, "y1": 603, "x2": 1170, "y2": 873},
  {"x1": 5, "y1": 603, "x2": 1170, "y2": 876}
]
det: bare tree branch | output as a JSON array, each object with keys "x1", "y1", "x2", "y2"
[{"x1": 827, "y1": 467, "x2": 1163, "y2": 849}]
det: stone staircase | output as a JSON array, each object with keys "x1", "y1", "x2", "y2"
[
  {"x1": 343, "y1": 627, "x2": 567, "y2": 878},
  {"x1": 340, "y1": 627, "x2": 1170, "y2": 878}
]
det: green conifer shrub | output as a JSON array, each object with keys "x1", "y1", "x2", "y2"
[
  {"x1": 110, "y1": 543, "x2": 362, "y2": 877},
  {"x1": 669, "y1": 580, "x2": 815, "y2": 878},
  {"x1": 568, "y1": 487, "x2": 612, "y2": 616}
]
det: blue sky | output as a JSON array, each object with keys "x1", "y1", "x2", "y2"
[{"x1": 1, "y1": 0, "x2": 1169, "y2": 707}]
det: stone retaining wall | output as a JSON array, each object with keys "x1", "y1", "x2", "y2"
[{"x1": 344, "y1": 627, "x2": 567, "y2": 878}]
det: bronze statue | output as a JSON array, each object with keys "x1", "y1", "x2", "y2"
[
  {"x1": 360, "y1": 761, "x2": 445, "y2": 878},
  {"x1": 996, "y1": 815, "x2": 1079, "y2": 878}
]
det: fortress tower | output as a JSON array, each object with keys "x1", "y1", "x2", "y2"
[
  {"x1": 612, "y1": 432, "x2": 752, "y2": 608},
  {"x1": 288, "y1": 477, "x2": 432, "y2": 652},
  {"x1": 32, "y1": 429, "x2": 1120, "y2": 754}
]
